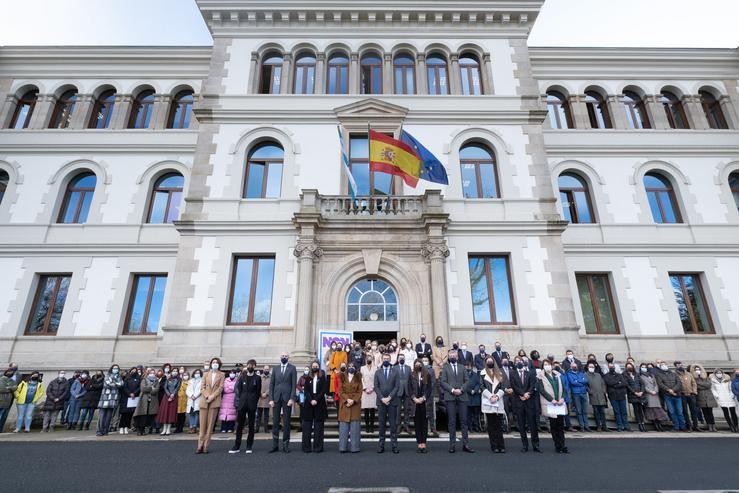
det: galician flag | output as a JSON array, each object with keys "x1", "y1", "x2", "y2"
[{"x1": 337, "y1": 125, "x2": 358, "y2": 199}]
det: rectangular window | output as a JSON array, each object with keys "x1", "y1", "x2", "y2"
[
  {"x1": 468, "y1": 255, "x2": 515, "y2": 324},
  {"x1": 349, "y1": 134, "x2": 393, "y2": 196},
  {"x1": 25, "y1": 274, "x2": 72, "y2": 335},
  {"x1": 228, "y1": 256, "x2": 275, "y2": 325},
  {"x1": 124, "y1": 274, "x2": 167, "y2": 334},
  {"x1": 575, "y1": 273, "x2": 619, "y2": 334},
  {"x1": 669, "y1": 273, "x2": 714, "y2": 334}
]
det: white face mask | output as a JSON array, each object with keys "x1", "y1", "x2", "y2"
[
  {"x1": 543, "y1": 365, "x2": 552, "y2": 372},
  {"x1": 211, "y1": 363, "x2": 220, "y2": 370},
  {"x1": 588, "y1": 367, "x2": 595, "y2": 373},
  {"x1": 461, "y1": 345, "x2": 467, "y2": 351},
  {"x1": 659, "y1": 364, "x2": 668, "y2": 371}
]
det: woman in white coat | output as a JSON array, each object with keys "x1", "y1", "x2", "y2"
[
  {"x1": 481, "y1": 357, "x2": 509, "y2": 453},
  {"x1": 186, "y1": 369, "x2": 203, "y2": 433},
  {"x1": 710, "y1": 369, "x2": 738, "y2": 432},
  {"x1": 361, "y1": 356, "x2": 377, "y2": 434}
]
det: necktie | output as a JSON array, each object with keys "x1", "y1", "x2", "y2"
[
  {"x1": 520, "y1": 370, "x2": 524, "y2": 381},
  {"x1": 385, "y1": 368, "x2": 389, "y2": 379},
  {"x1": 453, "y1": 364, "x2": 457, "y2": 376},
  {"x1": 401, "y1": 366, "x2": 404, "y2": 376},
  {"x1": 281, "y1": 366, "x2": 285, "y2": 375}
]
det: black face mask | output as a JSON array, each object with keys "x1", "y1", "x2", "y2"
[
  {"x1": 515, "y1": 362, "x2": 524, "y2": 370},
  {"x1": 312, "y1": 368, "x2": 319, "y2": 373},
  {"x1": 452, "y1": 344, "x2": 459, "y2": 350},
  {"x1": 486, "y1": 362, "x2": 495, "y2": 369},
  {"x1": 414, "y1": 365, "x2": 422, "y2": 371},
  {"x1": 340, "y1": 367, "x2": 346, "y2": 373}
]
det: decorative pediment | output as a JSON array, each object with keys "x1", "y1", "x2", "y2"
[{"x1": 334, "y1": 98, "x2": 408, "y2": 131}]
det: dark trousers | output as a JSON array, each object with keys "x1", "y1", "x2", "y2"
[
  {"x1": 468, "y1": 404, "x2": 481, "y2": 431},
  {"x1": 681, "y1": 395, "x2": 699, "y2": 429},
  {"x1": 135, "y1": 414, "x2": 154, "y2": 432},
  {"x1": 549, "y1": 416, "x2": 566, "y2": 451},
  {"x1": 445, "y1": 399, "x2": 469, "y2": 445},
  {"x1": 413, "y1": 403, "x2": 427, "y2": 444},
  {"x1": 256, "y1": 407, "x2": 270, "y2": 432},
  {"x1": 514, "y1": 401, "x2": 539, "y2": 448},
  {"x1": 271, "y1": 399, "x2": 292, "y2": 444},
  {"x1": 592, "y1": 405, "x2": 607, "y2": 429},
  {"x1": 301, "y1": 418, "x2": 325, "y2": 452},
  {"x1": 397, "y1": 394, "x2": 411, "y2": 429},
  {"x1": 119, "y1": 411, "x2": 133, "y2": 429},
  {"x1": 363, "y1": 408, "x2": 375, "y2": 431},
  {"x1": 234, "y1": 406, "x2": 256, "y2": 450},
  {"x1": 176, "y1": 412, "x2": 186, "y2": 432},
  {"x1": 721, "y1": 406, "x2": 738, "y2": 429},
  {"x1": 486, "y1": 413, "x2": 505, "y2": 450},
  {"x1": 631, "y1": 402, "x2": 645, "y2": 424},
  {"x1": 701, "y1": 407, "x2": 715, "y2": 425},
  {"x1": 377, "y1": 403, "x2": 398, "y2": 446},
  {"x1": 96, "y1": 408, "x2": 114, "y2": 435}
]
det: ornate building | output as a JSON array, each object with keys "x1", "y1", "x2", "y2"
[{"x1": 0, "y1": 1, "x2": 737, "y2": 369}]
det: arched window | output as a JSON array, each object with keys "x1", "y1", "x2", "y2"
[
  {"x1": 661, "y1": 91, "x2": 689, "y2": 129},
  {"x1": 360, "y1": 52, "x2": 383, "y2": 95},
  {"x1": 426, "y1": 54, "x2": 449, "y2": 95},
  {"x1": 58, "y1": 172, "x2": 96, "y2": 224},
  {"x1": 128, "y1": 90, "x2": 155, "y2": 129},
  {"x1": 729, "y1": 171, "x2": 739, "y2": 212},
  {"x1": 147, "y1": 173, "x2": 184, "y2": 224},
  {"x1": 327, "y1": 53, "x2": 349, "y2": 94},
  {"x1": 584, "y1": 90, "x2": 612, "y2": 129},
  {"x1": 393, "y1": 54, "x2": 415, "y2": 95},
  {"x1": 546, "y1": 91, "x2": 572, "y2": 129},
  {"x1": 243, "y1": 142, "x2": 284, "y2": 198},
  {"x1": 460, "y1": 143, "x2": 499, "y2": 199},
  {"x1": 0, "y1": 169, "x2": 8, "y2": 205},
  {"x1": 259, "y1": 53, "x2": 283, "y2": 94},
  {"x1": 459, "y1": 54, "x2": 483, "y2": 95},
  {"x1": 623, "y1": 90, "x2": 650, "y2": 129},
  {"x1": 9, "y1": 89, "x2": 38, "y2": 129},
  {"x1": 167, "y1": 90, "x2": 194, "y2": 129},
  {"x1": 643, "y1": 172, "x2": 682, "y2": 224},
  {"x1": 346, "y1": 278, "x2": 398, "y2": 322},
  {"x1": 700, "y1": 90, "x2": 728, "y2": 129},
  {"x1": 558, "y1": 173, "x2": 595, "y2": 223},
  {"x1": 49, "y1": 90, "x2": 77, "y2": 129},
  {"x1": 293, "y1": 53, "x2": 316, "y2": 94},
  {"x1": 88, "y1": 90, "x2": 116, "y2": 129}
]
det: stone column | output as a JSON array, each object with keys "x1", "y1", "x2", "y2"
[
  {"x1": 683, "y1": 95, "x2": 708, "y2": 130},
  {"x1": 719, "y1": 94, "x2": 739, "y2": 129},
  {"x1": 280, "y1": 53, "x2": 293, "y2": 95},
  {"x1": 349, "y1": 52, "x2": 359, "y2": 94},
  {"x1": 646, "y1": 94, "x2": 670, "y2": 130},
  {"x1": 110, "y1": 94, "x2": 132, "y2": 129},
  {"x1": 292, "y1": 239, "x2": 322, "y2": 362},
  {"x1": 383, "y1": 53, "x2": 393, "y2": 95},
  {"x1": 568, "y1": 94, "x2": 589, "y2": 129},
  {"x1": 314, "y1": 53, "x2": 326, "y2": 95},
  {"x1": 422, "y1": 240, "x2": 450, "y2": 346},
  {"x1": 0, "y1": 93, "x2": 19, "y2": 128},
  {"x1": 449, "y1": 53, "x2": 461, "y2": 95},
  {"x1": 248, "y1": 52, "x2": 259, "y2": 94},
  {"x1": 481, "y1": 52, "x2": 494, "y2": 95},
  {"x1": 416, "y1": 53, "x2": 428, "y2": 95},
  {"x1": 151, "y1": 94, "x2": 173, "y2": 129},
  {"x1": 28, "y1": 94, "x2": 54, "y2": 129},
  {"x1": 69, "y1": 94, "x2": 94, "y2": 129},
  {"x1": 609, "y1": 95, "x2": 628, "y2": 129}
]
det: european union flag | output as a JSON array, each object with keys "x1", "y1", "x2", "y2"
[{"x1": 400, "y1": 130, "x2": 449, "y2": 185}]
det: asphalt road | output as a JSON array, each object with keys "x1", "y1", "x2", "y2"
[{"x1": 2, "y1": 437, "x2": 738, "y2": 492}]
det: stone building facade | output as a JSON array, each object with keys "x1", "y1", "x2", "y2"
[{"x1": 0, "y1": 1, "x2": 737, "y2": 370}]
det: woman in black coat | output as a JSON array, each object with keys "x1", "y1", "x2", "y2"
[
  {"x1": 408, "y1": 359, "x2": 433, "y2": 453},
  {"x1": 118, "y1": 368, "x2": 141, "y2": 434},
  {"x1": 77, "y1": 371, "x2": 103, "y2": 430},
  {"x1": 301, "y1": 361, "x2": 328, "y2": 453},
  {"x1": 624, "y1": 363, "x2": 647, "y2": 432}
]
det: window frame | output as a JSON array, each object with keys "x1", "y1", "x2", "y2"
[
  {"x1": 167, "y1": 90, "x2": 194, "y2": 129},
  {"x1": 127, "y1": 90, "x2": 156, "y2": 129},
  {"x1": 700, "y1": 90, "x2": 728, "y2": 129},
  {"x1": 668, "y1": 272, "x2": 715, "y2": 334},
  {"x1": 459, "y1": 143, "x2": 500, "y2": 199},
  {"x1": 293, "y1": 53, "x2": 316, "y2": 95},
  {"x1": 426, "y1": 54, "x2": 450, "y2": 96},
  {"x1": 348, "y1": 133, "x2": 395, "y2": 196},
  {"x1": 88, "y1": 90, "x2": 116, "y2": 129},
  {"x1": 226, "y1": 256, "x2": 276, "y2": 326},
  {"x1": 122, "y1": 273, "x2": 167, "y2": 335},
  {"x1": 360, "y1": 52, "x2": 383, "y2": 95},
  {"x1": 623, "y1": 91, "x2": 651, "y2": 129},
  {"x1": 326, "y1": 53, "x2": 350, "y2": 95},
  {"x1": 48, "y1": 90, "x2": 78, "y2": 129},
  {"x1": 0, "y1": 169, "x2": 8, "y2": 205},
  {"x1": 558, "y1": 173, "x2": 595, "y2": 224},
  {"x1": 243, "y1": 143, "x2": 284, "y2": 199},
  {"x1": 259, "y1": 53, "x2": 283, "y2": 95},
  {"x1": 57, "y1": 172, "x2": 96, "y2": 224},
  {"x1": 24, "y1": 274, "x2": 72, "y2": 336},
  {"x1": 729, "y1": 171, "x2": 739, "y2": 212},
  {"x1": 393, "y1": 54, "x2": 416, "y2": 95},
  {"x1": 458, "y1": 54, "x2": 483, "y2": 96},
  {"x1": 661, "y1": 91, "x2": 689, "y2": 129},
  {"x1": 575, "y1": 273, "x2": 620, "y2": 334},
  {"x1": 468, "y1": 254, "x2": 517, "y2": 325},
  {"x1": 644, "y1": 172, "x2": 683, "y2": 224},
  {"x1": 9, "y1": 90, "x2": 38, "y2": 129},
  {"x1": 146, "y1": 173, "x2": 184, "y2": 224},
  {"x1": 584, "y1": 90, "x2": 613, "y2": 129},
  {"x1": 546, "y1": 91, "x2": 573, "y2": 129}
]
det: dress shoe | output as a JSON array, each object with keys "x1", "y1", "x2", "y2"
[
  {"x1": 269, "y1": 446, "x2": 279, "y2": 453},
  {"x1": 448, "y1": 445, "x2": 456, "y2": 453},
  {"x1": 463, "y1": 445, "x2": 475, "y2": 453},
  {"x1": 377, "y1": 445, "x2": 384, "y2": 454},
  {"x1": 392, "y1": 447, "x2": 399, "y2": 454},
  {"x1": 532, "y1": 447, "x2": 542, "y2": 453},
  {"x1": 195, "y1": 448, "x2": 203, "y2": 454},
  {"x1": 520, "y1": 447, "x2": 528, "y2": 453},
  {"x1": 420, "y1": 448, "x2": 428, "y2": 454},
  {"x1": 560, "y1": 447, "x2": 569, "y2": 454},
  {"x1": 283, "y1": 443, "x2": 291, "y2": 453}
]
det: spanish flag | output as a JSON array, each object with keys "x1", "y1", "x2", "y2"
[{"x1": 369, "y1": 130, "x2": 422, "y2": 187}]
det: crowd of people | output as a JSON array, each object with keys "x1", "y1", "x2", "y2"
[{"x1": 1, "y1": 334, "x2": 738, "y2": 456}]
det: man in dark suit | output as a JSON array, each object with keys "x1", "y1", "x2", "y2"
[
  {"x1": 230, "y1": 359, "x2": 262, "y2": 454},
  {"x1": 510, "y1": 357, "x2": 540, "y2": 453},
  {"x1": 415, "y1": 334, "x2": 433, "y2": 361},
  {"x1": 301, "y1": 361, "x2": 328, "y2": 453},
  {"x1": 499, "y1": 356, "x2": 515, "y2": 432},
  {"x1": 269, "y1": 351, "x2": 297, "y2": 453},
  {"x1": 396, "y1": 355, "x2": 412, "y2": 435},
  {"x1": 473, "y1": 344, "x2": 488, "y2": 371},
  {"x1": 491, "y1": 342, "x2": 510, "y2": 368},
  {"x1": 457, "y1": 342, "x2": 474, "y2": 367},
  {"x1": 561, "y1": 349, "x2": 583, "y2": 371},
  {"x1": 440, "y1": 349, "x2": 474, "y2": 453},
  {"x1": 374, "y1": 353, "x2": 400, "y2": 453}
]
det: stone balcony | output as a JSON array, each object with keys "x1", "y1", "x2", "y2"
[{"x1": 298, "y1": 189, "x2": 445, "y2": 220}]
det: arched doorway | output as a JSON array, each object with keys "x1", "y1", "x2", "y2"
[{"x1": 345, "y1": 278, "x2": 399, "y2": 344}]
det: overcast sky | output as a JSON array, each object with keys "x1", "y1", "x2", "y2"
[{"x1": 0, "y1": 0, "x2": 737, "y2": 48}]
